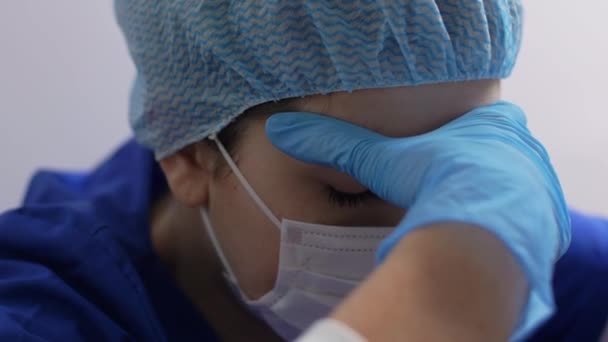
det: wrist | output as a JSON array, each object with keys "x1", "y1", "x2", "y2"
[{"x1": 296, "y1": 319, "x2": 366, "y2": 342}]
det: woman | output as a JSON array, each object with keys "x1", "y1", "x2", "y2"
[{"x1": 0, "y1": 0, "x2": 606, "y2": 341}]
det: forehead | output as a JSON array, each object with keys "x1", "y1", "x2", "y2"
[{"x1": 295, "y1": 80, "x2": 500, "y2": 138}]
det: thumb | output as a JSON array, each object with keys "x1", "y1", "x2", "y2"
[{"x1": 265, "y1": 112, "x2": 387, "y2": 181}]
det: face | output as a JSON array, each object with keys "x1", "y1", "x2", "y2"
[
  {"x1": 206, "y1": 111, "x2": 405, "y2": 299},
  {"x1": 163, "y1": 80, "x2": 501, "y2": 300}
]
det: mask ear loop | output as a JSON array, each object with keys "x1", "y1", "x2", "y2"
[
  {"x1": 208, "y1": 134, "x2": 282, "y2": 229},
  {"x1": 200, "y1": 208, "x2": 240, "y2": 286},
  {"x1": 201, "y1": 134, "x2": 283, "y2": 288}
]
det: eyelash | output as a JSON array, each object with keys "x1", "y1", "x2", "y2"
[{"x1": 327, "y1": 187, "x2": 375, "y2": 208}]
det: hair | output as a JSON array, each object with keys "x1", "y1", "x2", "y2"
[
  {"x1": 205, "y1": 97, "x2": 305, "y2": 177},
  {"x1": 218, "y1": 99, "x2": 297, "y2": 152}
]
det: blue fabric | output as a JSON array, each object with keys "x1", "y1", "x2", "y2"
[
  {"x1": 115, "y1": 0, "x2": 523, "y2": 159},
  {"x1": 0, "y1": 141, "x2": 218, "y2": 341},
  {"x1": 527, "y1": 210, "x2": 608, "y2": 341},
  {"x1": 0, "y1": 140, "x2": 605, "y2": 340}
]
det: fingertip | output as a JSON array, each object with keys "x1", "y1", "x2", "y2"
[
  {"x1": 265, "y1": 112, "x2": 315, "y2": 153},
  {"x1": 266, "y1": 112, "x2": 296, "y2": 130},
  {"x1": 265, "y1": 112, "x2": 312, "y2": 139},
  {"x1": 265, "y1": 112, "x2": 326, "y2": 144},
  {"x1": 265, "y1": 113, "x2": 293, "y2": 145}
]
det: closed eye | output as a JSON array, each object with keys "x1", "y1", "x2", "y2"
[{"x1": 326, "y1": 187, "x2": 377, "y2": 208}]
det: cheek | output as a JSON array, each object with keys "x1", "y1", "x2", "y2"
[{"x1": 208, "y1": 175, "x2": 280, "y2": 300}]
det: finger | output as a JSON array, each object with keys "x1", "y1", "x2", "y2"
[{"x1": 265, "y1": 112, "x2": 387, "y2": 177}]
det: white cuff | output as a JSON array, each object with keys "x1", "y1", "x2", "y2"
[{"x1": 295, "y1": 319, "x2": 367, "y2": 342}]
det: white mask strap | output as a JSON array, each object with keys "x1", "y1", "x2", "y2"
[
  {"x1": 209, "y1": 134, "x2": 282, "y2": 229},
  {"x1": 200, "y1": 208, "x2": 239, "y2": 286}
]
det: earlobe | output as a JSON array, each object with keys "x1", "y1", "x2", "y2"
[{"x1": 159, "y1": 143, "x2": 215, "y2": 208}]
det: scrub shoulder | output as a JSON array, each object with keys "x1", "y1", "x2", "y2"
[
  {"x1": 0, "y1": 140, "x2": 217, "y2": 341},
  {"x1": 0, "y1": 205, "x2": 163, "y2": 341}
]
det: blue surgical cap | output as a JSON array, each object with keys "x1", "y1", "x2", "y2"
[{"x1": 115, "y1": 0, "x2": 523, "y2": 159}]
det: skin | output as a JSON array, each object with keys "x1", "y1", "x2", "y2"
[{"x1": 153, "y1": 79, "x2": 527, "y2": 341}]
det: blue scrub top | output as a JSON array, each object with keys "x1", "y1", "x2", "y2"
[{"x1": 0, "y1": 140, "x2": 606, "y2": 341}]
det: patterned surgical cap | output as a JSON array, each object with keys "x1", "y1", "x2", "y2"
[{"x1": 115, "y1": 0, "x2": 523, "y2": 158}]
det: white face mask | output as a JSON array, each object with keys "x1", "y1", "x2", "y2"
[{"x1": 201, "y1": 135, "x2": 393, "y2": 341}]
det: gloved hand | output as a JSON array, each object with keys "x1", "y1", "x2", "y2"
[{"x1": 266, "y1": 101, "x2": 570, "y2": 339}]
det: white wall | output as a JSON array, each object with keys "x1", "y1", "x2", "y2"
[
  {"x1": 503, "y1": 1, "x2": 608, "y2": 215},
  {"x1": 0, "y1": 1, "x2": 133, "y2": 210},
  {"x1": 1, "y1": 1, "x2": 607, "y2": 214}
]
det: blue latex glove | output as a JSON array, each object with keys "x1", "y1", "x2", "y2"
[{"x1": 266, "y1": 101, "x2": 571, "y2": 341}]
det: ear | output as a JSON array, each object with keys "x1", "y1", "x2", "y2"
[{"x1": 159, "y1": 142, "x2": 217, "y2": 208}]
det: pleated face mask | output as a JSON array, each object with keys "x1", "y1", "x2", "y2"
[{"x1": 200, "y1": 134, "x2": 393, "y2": 341}]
